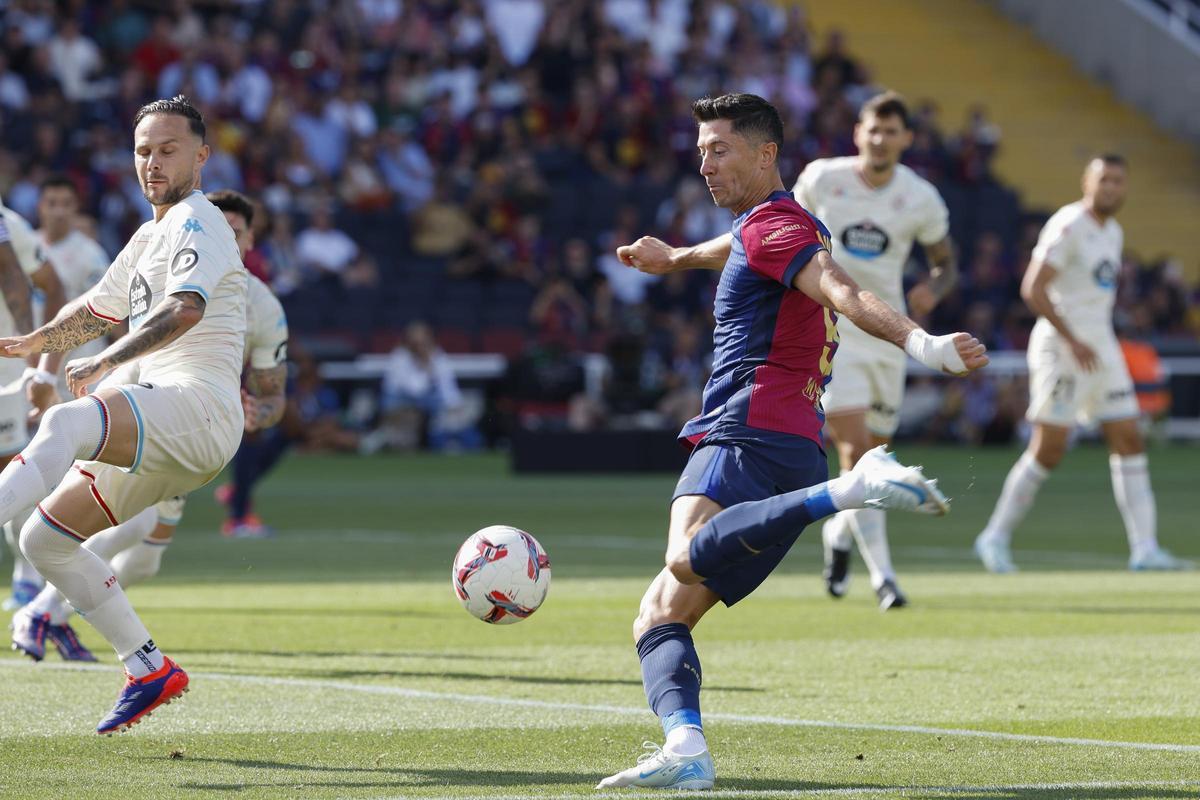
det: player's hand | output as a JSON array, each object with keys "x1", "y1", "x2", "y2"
[
  {"x1": 65, "y1": 357, "x2": 107, "y2": 398},
  {"x1": 616, "y1": 236, "x2": 677, "y2": 275},
  {"x1": 948, "y1": 332, "x2": 989, "y2": 375},
  {"x1": 0, "y1": 333, "x2": 44, "y2": 360},
  {"x1": 906, "y1": 284, "x2": 938, "y2": 317},
  {"x1": 242, "y1": 388, "x2": 261, "y2": 432},
  {"x1": 26, "y1": 379, "x2": 61, "y2": 424},
  {"x1": 1069, "y1": 340, "x2": 1099, "y2": 372}
]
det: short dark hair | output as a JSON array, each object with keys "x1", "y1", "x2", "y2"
[
  {"x1": 1095, "y1": 152, "x2": 1128, "y2": 169},
  {"x1": 691, "y1": 93, "x2": 784, "y2": 150},
  {"x1": 133, "y1": 94, "x2": 206, "y2": 142},
  {"x1": 860, "y1": 91, "x2": 911, "y2": 130},
  {"x1": 40, "y1": 174, "x2": 77, "y2": 195},
  {"x1": 206, "y1": 189, "x2": 255, "y2": 226}
]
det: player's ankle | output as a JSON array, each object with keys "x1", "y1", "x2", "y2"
[{"x1": 826, "y1": 471, "x2": 865, "y2": 511}]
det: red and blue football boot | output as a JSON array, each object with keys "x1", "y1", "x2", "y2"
[
  {"x1": 10, "y1": 611, "x2": 50, "y2": 661},
  {"x1": 47, "y1": 622, "x2": 98, "y2": 662},
  {"x1": 96, "y1": 657, "x2": 189, "y2": 735}
]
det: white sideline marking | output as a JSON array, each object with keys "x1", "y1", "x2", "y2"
[
  {"x1": 3, "y1": 660, "x2": 1198, "y2": 754},
  {"x1": 373, "y1": 785, "x2": 1200, "y2": 800}
]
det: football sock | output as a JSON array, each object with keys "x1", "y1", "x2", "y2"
[
  {"x1": 0, "y1": 397, "x2": 107, "y2": 526},
  {"x1": 823, "y1": 473, "x2": 854, "y2": 552},
  {"x1": 5, "y1": 507, "x2": 44, "y2": 589},
  {"x1": 22, "y1": 583, "x2": 73, "y2": 625},
  {"x1": 112, "y1": 538, "x2": 169, "y2": 587},
  {"x1": 19, "y1": 507, "x2": 160, "y2": 675},
  {"x1": 979, "y1": 451, "x2": 1048, "y2": 546},
  {"x1": 638, "y1": 623, "x2": 704, "y2": 753},
  {"x1": 848, "y1": 508, "x2": 893, "y2": 589},
  {"x1": 1110, "y1": 453, "x2": 1158, "y2": 560},
  {"x1": 86, "y1": 507, "x2": 157, "y2": 562},
  {"x1": 688, "y1": 479, "x2": 846, "y2": 579}
]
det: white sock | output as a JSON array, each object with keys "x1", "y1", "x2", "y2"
[
  {"x1": 1110, "y1": 453, "x2": 1158, "y2": 560},
  {"x1": 86, "y1": 507, "x2": 157, "y2": 562},
  {"x1": 848, "y1": 508, "x2": 893, "y2": 589},
  {"x1": 664, "y1": 725, "x2": 707, "y2": 756},
  {"x1": 5, "y1": 508, "x2": 43, "y2": 588},
  {"x1": 980, "y1": 452, "x2": 1049, "y2": 546},
  {"x1": 112, "y1": 538, "x2": 169, "y2": 588},
  {"x1": 0, "y1": 397, "x2": 107, "y2": 526},
  {"x1": 19, "y1": 509, "x2": 160, "y2": 676},
  {"x1": 21, "y1": 583, "x2": 74, "y2": 625},
  {"x1": 827, "y1": 471, "x2": 865, "y2": 511},
  {"x1": 822, "y1": 513, "x2": 853, "y2": 552}
]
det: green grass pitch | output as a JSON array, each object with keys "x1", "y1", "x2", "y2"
[{"x1": 1, "y1": 444, "x2": 1197, "y2": 799}]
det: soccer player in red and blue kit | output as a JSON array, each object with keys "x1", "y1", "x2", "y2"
[{"x1": 597, "y1": 94, "x2": 989, "y2": 790}]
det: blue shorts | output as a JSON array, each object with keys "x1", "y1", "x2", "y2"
[{"x1": 672, "y1": 432, "x2": 828, "y2": 606}]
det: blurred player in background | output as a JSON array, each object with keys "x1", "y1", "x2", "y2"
[
  {"x1": 0, "y1": 200, "x2": 68, "y2": 611},
  {"x1": 600, "y1": 93, "x2": 988, "y2": 790},
  {"x1": 974, "y1": 155, "x2": 1191, "y2": 573},
  {"x1": 0, "y1": 95, "x2": 247, "y2": 734},
  {"x1": 14, "y1": 189, "x2": 289, "y2": 662},
  {"x1": 793, "y1": 92, "x2": 957, "y2": 610}
]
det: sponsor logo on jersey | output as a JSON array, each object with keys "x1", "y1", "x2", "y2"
[
  {"x1": 761, "y1": 223, "x2": 806, "y2": 246},
  {"x1": 182, "y1": 218, "x2": 203, "y2": 233},
  {"x1": 170, "y1": 247, "x2": 199, "y2": 276},
  {"x1": 129, "y1": 272, "x2": 152, "y2": 326},
  {"x1": 841, "y1": 221, "x2": 890, "y2": 258},
  {"x1": 1093, "y1": 259, "x2": 1117, "y2": 289}
]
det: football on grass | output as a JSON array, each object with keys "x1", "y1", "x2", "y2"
[{"x1": 452, "y1": 526, "x2": 551, "y2": 624}]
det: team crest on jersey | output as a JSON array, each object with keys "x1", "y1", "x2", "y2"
[
  {"x1": 841, "y1": 221, "x2": 890, "y2": 258},
  {"x1": 1092, "y1": 259, "x2": 1117, "y2": 289},
  {"x1": 129, "y1": 272, "x2": 152, "y2": 326},
  {"x1": 170, "y1": 248, "x2": 199, "y2": 276},
  {"x1": 182, "y1": 218, "x2": 203, "y2": 233}
]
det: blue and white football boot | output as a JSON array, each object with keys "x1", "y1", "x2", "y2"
[
  {"x1": 11, "y1": 610, "x2": 50, "y2": 660},
  {"x1": 2, "y1": 579, "x2": 42, "y2": 611},
  {"x1": 96, "y1": 656, "x2": 189, "y2": 735},
  {"x1": 855, "y1": 445, "x2": 949, "y2": 515},
  {"x1": 596, "y1": 741, "x2": 715, "y2": 790},
  {"x1": 47, "y1": 622, "x2": 98, "y2": 662}
]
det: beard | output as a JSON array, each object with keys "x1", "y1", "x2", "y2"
[{"x1": 143, "y1": 176, "x2": 193, "y2": 207}]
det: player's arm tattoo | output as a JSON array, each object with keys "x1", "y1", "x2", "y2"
[
  {"x1": 0, "y1": 242, "x2": 34, "y2": 334},
  {"x1": 922, "y1": 237, "x2": 958, "y2": 300},
  {"x1": 96, "y1": 291, "x2": 207, "y2": 369},
  {"x1": 37, "y1": 299, "x2": 117, "y2": 352},
  {"x1": 245, "y1": 363, "x2": 288, "y2": 429}
]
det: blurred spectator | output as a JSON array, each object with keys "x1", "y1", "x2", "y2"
[
  {"x1": 295, "y1": 203, "x2": 359, "y2": 284},
  {"x1": 48, "y1": 17, "x2": 108, "y2": 102},
  {"x1": 363, "y1": 322, "x2": 465, "y2": 452}
]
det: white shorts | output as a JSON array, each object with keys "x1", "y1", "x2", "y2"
[
  {"x1": 1026, "y1": 325, "x2": 1137, "y2": 427},
  {"x1": 0, "y1": 360, "x2": 30, "y2": 456},
  {"x1": 821, "y1": 334, "x2": 906, "y2": 437},
  {"x1": 74, "y1": 381, "x2": 242, "y2": 523},
  {"x1": 156, "y1": 494, "x2": 188, "y2": 526}
]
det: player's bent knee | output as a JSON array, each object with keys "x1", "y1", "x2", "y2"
[
  {"x1": 18, "y1": 512, "x2": 74, "y2": 569},
  {"x1": 665, "y1": 552, "x2": 702, "y2": 586}
]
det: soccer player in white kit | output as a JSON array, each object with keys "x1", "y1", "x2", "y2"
[
  {"x1": 0, "y1": 200, "x2": 69, "y2": 610},
  {"x1": 974, "y1": 155, "x2": 1190, "y2": 573},
  {"x1": 0, "y1": 96, "x2": 248, "y2": 734},
  {"x1": 12, "y1": 189, "x2": 290, "y2": 662},
  {"x1": 793, "y1": 93, "x2": 958, "y2": 609}
]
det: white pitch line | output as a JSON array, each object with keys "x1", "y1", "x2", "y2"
[
  {"x1": 3, "y1": 660, "x2": 1198, "y2": 754},
  {"x1": 370, "y1": 785, "x2": 1200, "y2": 800}
]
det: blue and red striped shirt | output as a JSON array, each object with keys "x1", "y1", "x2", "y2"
[{"x1": 681, "y1": 190, "x2": 838, "y2": 449}]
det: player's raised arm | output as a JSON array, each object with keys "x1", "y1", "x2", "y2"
[
  {"x1": 0, "y1": 240, "x2": 33, "y2": 336},
  {"x1": 907, "y1": 235, "x2": 959, "y2": 317},
  {"x1": 617, "y1": 233, "x2": 733, "y2": 274},
  {"x1": 1020, "y1": 257, "x2": 1096, "y2": 372},
  {"x1": 793, "y1": 249, "x2": 988, "y2": 376}
]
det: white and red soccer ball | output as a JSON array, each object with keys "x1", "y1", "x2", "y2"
[{"x1": 452, "y1": 525, "x2": 551, "y2": 624}]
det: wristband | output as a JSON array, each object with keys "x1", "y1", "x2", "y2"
[{"x1": 904, "y1": 329, "x2": 967, "y2": 375}]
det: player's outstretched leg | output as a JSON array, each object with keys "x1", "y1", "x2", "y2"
[
  {"x1": 683, "y1": 446, "x2": 946, "y2": 583},
  {"x1": 3, "y1": 509, "x2": 44, "y2": 610}
]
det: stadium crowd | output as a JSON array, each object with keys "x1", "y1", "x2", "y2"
[{"x1": 0, "y1": 0, "x2": 1195, "y2": 449}]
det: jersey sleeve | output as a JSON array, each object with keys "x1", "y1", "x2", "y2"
[
  {"x1": 741, "y1": 206, "x2": 830, "y2": 287},
  {"x1": 2, "y1": 211, "x2": 46, "y2": 275},
  {"x1": 792, "y1": 161, "x2": 820, "y2": 210},
  {"x1": 915, "y1": 187, "x2": 950, "y2": 246},
  {"x1": 1031, "y1": 210, "x2": 1076, "y2": 271},
  {"x1": 84, "y1": 236, "x2": 137, "y2": 323},
  {"x1": 162, "y1": 210, "x2": 237, "y2": 303},
  {"x1": 248, "y1": 294, "x2": 289, "y2": 370}
]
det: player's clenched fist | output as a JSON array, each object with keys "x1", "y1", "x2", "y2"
[
  {"x1": 616, "y1": 236, "x2": 677, "y2": 275},
  {"x1": 950, "y1": 332, "x2": 989, "y2": 374}
]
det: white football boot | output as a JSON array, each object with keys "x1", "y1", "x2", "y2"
[
  {"x1": 853, "y1": 446, "x2": 950, "y2": 516},
  {"x1": 1129, "y1": 547, "x2": 1194, "y2": 571},
  {"x1": 974, "y1": 533, "x2": 1018, "y2": 573},
  {"x1": 596, "y1": 741, "x2": 715, "y2": 790}
]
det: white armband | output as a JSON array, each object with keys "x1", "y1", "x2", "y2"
[{"x1": 904, "y1": 329, "x2": 967, "y2": 375}]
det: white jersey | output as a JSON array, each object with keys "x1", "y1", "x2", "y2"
[
  {"x1": 793, "y1": 157, "x2": 948, "y2": 349},
  {"x1": 40, "y1": 229, "x2": 108, "y2": 302},
  {"x1": 0, "y1": 201, "x2": 47, "y2": 338},
  {"x1": 245, "y1": 273, "x2": 288, "y2": 370},
  {"x1": 85, "y1": 190, "x2": 247, "y2": 409},
  {"x1": 1030, "y1": 200, "x2": 1121, "y2": 338}
]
